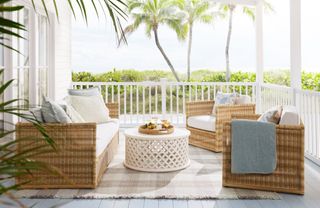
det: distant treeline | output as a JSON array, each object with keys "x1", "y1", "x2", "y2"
[{"x1": 72, "y1": 69, "x2": 320, "y2": 91}]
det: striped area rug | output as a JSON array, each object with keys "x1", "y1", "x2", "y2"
[{"x1": 15, "y1": 132, "x2": 280, "y2": 200}]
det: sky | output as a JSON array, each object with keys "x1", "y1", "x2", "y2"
[{"x1": 72, "y1": 0, "x2": 320, "y2": 74}]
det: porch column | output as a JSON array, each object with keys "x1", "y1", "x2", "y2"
[
  {"x1": 290, "y1": 0, "x2": 302, "y2": 89},
  {"x1": 255, "y1": 0, "x2": 263, "y2": 113}
]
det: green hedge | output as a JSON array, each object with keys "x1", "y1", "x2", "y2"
[{"x1": 72, "y1": 69, "x2": 320, "y2": 91}]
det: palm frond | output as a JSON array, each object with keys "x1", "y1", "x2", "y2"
[
  {"x1": 243, "y1": 6, "x2": 255, "y2": 21},
  {"x1": 264, "y1": 1, "x2": 274, "y2": 13},
  {"x1": 0, "y1": 0, "x2": 128, "y2": 48},
  {"x1": 199, "y1": 14, "x2": 213, "y2": 23},
  {"x1": 166, "y1": 18, "x2": 187, "y2": 40},
  {"x1": 67, "y1": 0, "x2": 77, "y2": 19},
  {"x1": 145, "y1": 22, "x2": 153, "y2": 37}
]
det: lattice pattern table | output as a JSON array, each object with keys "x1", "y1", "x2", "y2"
[{"x1": 124, "y1": 128, "x2": 190, "y2": 172}]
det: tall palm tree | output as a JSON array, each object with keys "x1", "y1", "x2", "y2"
[
  {"x1": 123, "y1": 0, "x2": 188, "y2": 82},
  {"x1": 221, "y1": 2, "x2": 272, "y2": 82},
  {"x1": 178, "y1": 0, "x2": 217, "y2": 81},
  {"x1": 222, "y1": 4, "x2": 236, "y2": 82}
]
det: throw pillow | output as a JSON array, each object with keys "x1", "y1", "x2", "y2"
[
  {"x1": 279, "y1": 106, "x2": 300, "y2": 125},
  {"x1": 68, "y1": 87, "x2": 100, "y2": 96},
  {"x1": 65, "y1": 104, "x2": 85, "y2": 123},
  {"x1": 212, "y1": 92, "x2": 238, "y2": 115},
  {"x1": 234, "y1": 95, "x2": 251, "y2": 105},
  {"x1": 41, "y1": 97, "x2": 72, "y2": 123},
  {"x1": 67, "y1": 95, "x2": 110, "y2": 123},
  {"x1": 258, "y1": 106, "x2": 283, "y2": 124},
  {"x1": 30, "y1": 108, "x2": 44, "y2": 123}
]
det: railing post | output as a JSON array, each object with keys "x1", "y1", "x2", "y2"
[
  {"x1": 255, "y1": 82, "x2": 262, "y2": 113},
  {"x1": 293, "y1": 88, "x2": 297, "y2": 107},
  {"x1": 160, "y1": 78, "x2": 167, "y2": 119}
]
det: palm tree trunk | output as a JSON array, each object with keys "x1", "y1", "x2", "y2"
[
  {"x1": 225, "y1": 5, "x2": 235, "y2": 82},
  {"x1": 153, "y1": 28, "x2": 180, "y2": 82},
  {"x1": 187, "y1": 24, "x2": 193, "y2": 82}
]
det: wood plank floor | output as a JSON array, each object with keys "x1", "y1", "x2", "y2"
[{"x1": 1, "y1": 159, "x2": 319, "y2": 208}]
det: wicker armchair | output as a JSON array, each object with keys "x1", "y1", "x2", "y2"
[
  {"x1": 222, "y1": 114, "x2": 304, "y2": 194},
  {"x1": 186, "y1": 100, "x2": 255, "y2": 152},
  {"x1": 15, "y1": 103, "x2": 119, "y2": 189}
]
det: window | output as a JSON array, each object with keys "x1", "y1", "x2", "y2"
[
  {"x1": 12, "y1": 8, "x2": 30, "y2": 107},
  {"x1": 9, "y1": 6, "x2": 50, "y2": 107},
  {"x1": 1, "y1": 3, "x2": 52, "y2": 126},
  {"x1": 0, "y1": 44, "x2": 4, "y2": 130}
]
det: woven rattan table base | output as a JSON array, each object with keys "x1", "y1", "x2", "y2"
[{"x1": 124, "y1": 128, "x2": 190, "y2": 172}]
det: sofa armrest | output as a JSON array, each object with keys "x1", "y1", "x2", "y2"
[
  {"x1": 231, "y1": 113, "x2": 261, "y2": 120},
  {"x1": 222, "y1": 121, "x2": 304, "y2": 193},
  {"x1": 215, "y1": 104, "x2": 256, "y2": 141},
  {"x1": 216, "y1": 103, "x2": 256, "y2": 117},
  {"x1": 186, "y1": 100, "x2": 214, "y2": 118},
  {"x1": 15, "y1": 122, "x2": 98, "y2": 187},
  {"x1": 223, "y1": 121, "x2": 304, "y2": 157},
  {"x1": 16, "y1": 122, "x2": 97, "y2": 149},
  {"x1": 106, "y1": 102, "x2": 119, "y2": 119}
]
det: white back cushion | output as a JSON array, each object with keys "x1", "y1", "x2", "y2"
[
  {"x1": 65, "y1": 104, "x2": 85, "y2": 123},
  {"x1": 67, "y1": 95, "x2": 110, "y2": 123},
  {"x1": 68, "y1": 87, "x2": 100, "y2": 96},
  {"x1": 279, "y1": 106, "x2": 300, "y2": 125}
]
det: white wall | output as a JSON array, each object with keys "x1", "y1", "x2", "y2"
[
  {"x1": 42, "y1": 1, "x2": 72, "y2": 100},
  {"x1": 50, "y1": 3, "x2": 72, "y2": 100}
]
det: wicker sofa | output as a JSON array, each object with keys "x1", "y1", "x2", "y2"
[
  {"x1": 222, "y1": 114, "x2": 304, "y2": 194},
  {"x1": 15, "y1": 103, "x2": 119, "y2": 189},
  {"x1": 186, "y1": 100, "x2": 255, "y2": 152}
]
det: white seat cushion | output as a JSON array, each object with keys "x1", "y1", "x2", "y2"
[
  {"x1": 279, "y1": 106, "x2": 300, "y2": 125},
  {"x1": 96, "y1": 119, "x2": 119, "y2": 157},
  {"x1": 187, "y1": 115, "x2": 216, "y2": 132}
]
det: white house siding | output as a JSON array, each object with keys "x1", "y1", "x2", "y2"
[
  {"x1": 42, "y1": 0, "x2": 72, "y2": 100},
  {"x1": 51, "y1": 3, "x2": 72, "y2": 101}
]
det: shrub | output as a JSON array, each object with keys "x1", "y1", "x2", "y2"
[{"x1": 72, "y1": 69, "x2": 320, "y2": 91}]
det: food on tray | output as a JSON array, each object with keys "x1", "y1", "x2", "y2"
[
  {"x1": 143, "y1": 119, "x2": 171, "y2": 130},
  {"x1": 162, "y1": 120, "x2": 171, "y2": 129}
]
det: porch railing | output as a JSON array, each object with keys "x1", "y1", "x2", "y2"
[
  {"x1": 72, "y1": 79, "x2": 256, "y2": 127},
  {"x1": 259, "y1": 83, "x2": 320, "y2": 165},
  {"x1": 72, "y1": 80, "x2": 320, "y2": 165}
]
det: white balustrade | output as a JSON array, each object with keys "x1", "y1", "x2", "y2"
[
  {"x1": 296, "y1": 89, "x2": 320, "y2": 165},
  {"x1": 72, "y1": 80, "x2": 256, "y2": 127},
  {"x1": 259, "y1": 83, "x2": 320, "y2": 166},
  {"x1": 259, "y1": 83, "x2": 295, "y2": 113}
]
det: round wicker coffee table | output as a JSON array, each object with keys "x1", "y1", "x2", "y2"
[{"x1": 124, "y1": 128, "x2": 190, "y2": 172}]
